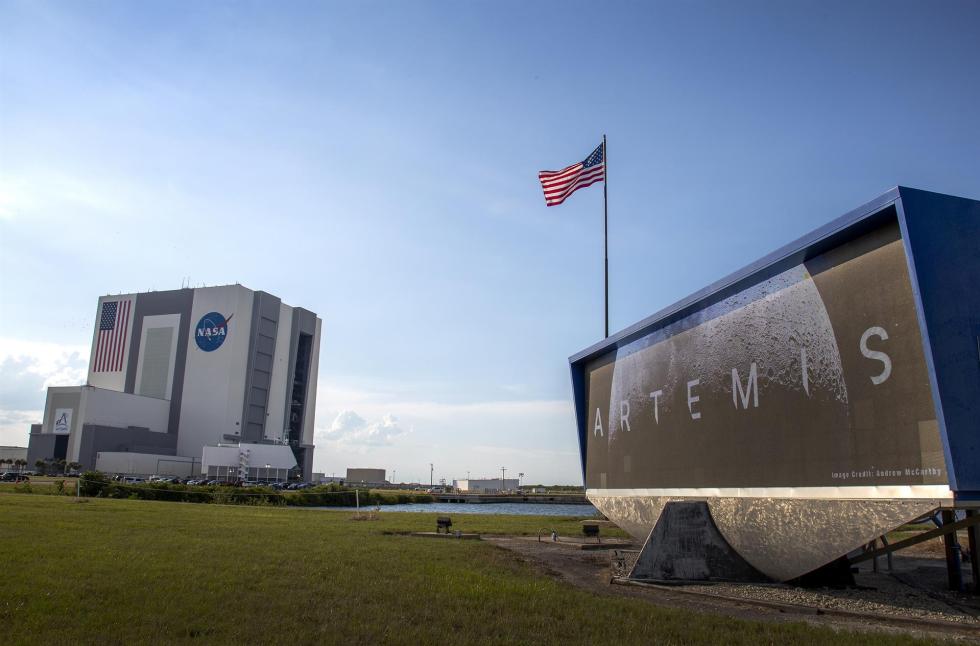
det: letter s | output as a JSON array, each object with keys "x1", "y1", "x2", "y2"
[{"x1": 860, "y1": 326, "x2": 892, "y2": 385}]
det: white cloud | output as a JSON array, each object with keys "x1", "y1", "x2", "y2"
[
  {"x1": 317, "y1": 409, "x2": 409, "y2": 449},
  {"x1": 0, "y1": 409, "x2": 42, "y2": 447},
  {"x1": 0, "y1": 337, "x2": 88, "y2": 407},
  {"x1": 0, "y1": 171, "x2": 139, "y2": 222},
  {"x1": 310, "y1": 380, "x2": 583, "y2": 485},
  {"x1": 0, "y1": 338, "x2": 89, "y2": 446}
]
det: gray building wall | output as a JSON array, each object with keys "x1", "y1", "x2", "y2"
[
  {"x1": 299, "y1": 444, "x2": 315, "y2": 482},
  {"x1": 44, "y1": 390, "x2": 81, "y2": 434},
  {"x1": 283, "y1": 308, "x2": 318, "y2": 437},
  {"x1": 75, "y1": 425, "x2": 178, "y2": 470},
  {"x1": 346, "y1": 468, "x2": 386, "y2": 483},
  {"x1": 27, "y1": 433, "x2": 63, "y2": 466},
  {"x1": 241, "y1": 291, "x2": 282, "y2": 442},
  {"x1": 124, "y1": 289, "x2": 194, "y2": 434}
]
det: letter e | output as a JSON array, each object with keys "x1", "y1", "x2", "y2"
[{"x1": 687, "y1": 379, "x2": 701, "y2": 420}]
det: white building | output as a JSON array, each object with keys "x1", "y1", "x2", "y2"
[
  {"x1": 27, "y1": 284, "x2": 321, "y2": 480},
  {"x1": 0, "y1": 446, "x2": 28, "y2": 469},
  {"x1": 453, "y1": 478, "x2": 520, "y2": 494}
]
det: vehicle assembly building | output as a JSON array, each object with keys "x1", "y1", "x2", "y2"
[
  {"x1": 571, "y1": 187, "x2": 979, "y2": 583},
  {"x1": 27, "y1": 284, "x2": 322, "y2": 481}
]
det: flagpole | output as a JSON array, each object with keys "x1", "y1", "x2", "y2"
[{"x1": 603, "y1": 134, "x2": 609, "y2": 338}]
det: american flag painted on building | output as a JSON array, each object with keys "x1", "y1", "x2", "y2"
[
  {"x1": 93, "y1": 299, "x2": 131, "y2": 372},
  {"x1": 538, "y1": 142, "x2": 605, "y2": 207}
]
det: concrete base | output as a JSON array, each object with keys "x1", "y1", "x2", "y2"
[
  {"x1": 590, "y1": 490, "x2": 947, "y2": 581},
  {"x1": 629, "y1": 501, "x2": 770, "y2": 583},
  {"x1": 410, "y1": 532, "x2": 481, "y2": 540}
]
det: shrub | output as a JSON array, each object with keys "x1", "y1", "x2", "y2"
[{"x1": 79, "y1": 471, "x2": 109, "y2": 497}]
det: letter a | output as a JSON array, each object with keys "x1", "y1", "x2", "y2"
[{"x1": 593, "y1": 408, "x2": 604, "y2": 437}]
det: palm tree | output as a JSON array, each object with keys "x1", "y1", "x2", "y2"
[
  {"x1": 35, "y1": 459, "x2": 47, "y2": 475},
  {"x1": 16, "y1": 458, "x2": 27, "y2": 472}
]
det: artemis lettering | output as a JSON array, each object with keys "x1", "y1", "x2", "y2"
[{"x1": 602, "y1": 325, "x2": 892, "y2": 428}]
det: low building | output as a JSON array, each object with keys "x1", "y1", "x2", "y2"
[
  {"x1": 95, "y1": 452, "x2": 199, "y2": 478},
  {"x1": 453, "y1": 478, "x2": 519, "y2": 494},
  {"x1": 201, "y1": 443, "x2": 297, "y2": 482},
  {"x1": 345, "y1": 468, "x2": 386, "y2": 484},
  {"x1": 0, "y1": 446, "x2": 28, "y2": 469}
]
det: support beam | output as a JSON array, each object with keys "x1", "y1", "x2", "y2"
[
  {"x1": 942, "y1": 510, "x2": 964, "y2": 592},
  {"x1": 967, "y1": 510, "x2": 980, "y2": 594},
  {"x1": 850, "y1": 513, "x2": 979, "y2": 564}
]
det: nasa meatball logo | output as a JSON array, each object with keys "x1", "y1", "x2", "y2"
[{"x1": 195, "y1": 312, "x2": 233, "y2": 352}]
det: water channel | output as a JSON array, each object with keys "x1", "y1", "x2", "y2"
[{"x1": 312, "y1": 502, "x2": 599, "y2": 516}]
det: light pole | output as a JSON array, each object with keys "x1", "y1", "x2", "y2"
[
  {"x1": 430, "y1": 463, "x2": 434, "y2": 489},
  {"x1": 501, "y1": 467, "x2": 506, "y2": 493}
]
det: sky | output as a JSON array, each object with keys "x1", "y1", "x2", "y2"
[{"x1": 1, "y1": 0, "x2": 978, "y2": 485}]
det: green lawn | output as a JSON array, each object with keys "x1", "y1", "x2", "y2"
[{"x1": 0, "y1": 494, "x2": 936, "y2": 645}]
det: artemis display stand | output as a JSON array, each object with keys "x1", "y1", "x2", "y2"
[{"x1": 571, "y1": 187, "x2": 980, "y2": 588}]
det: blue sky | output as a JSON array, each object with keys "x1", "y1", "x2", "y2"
[{"x1": 1, "y1": 0, "x2": 978, "y2": 484}]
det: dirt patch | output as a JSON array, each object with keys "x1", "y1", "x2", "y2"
[{"x1": 486, "y1": 536, "x2": 980, "y2": 642}]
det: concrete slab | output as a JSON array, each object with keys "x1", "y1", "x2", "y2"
[{"x1": 410, "y1": 532, "x2": 481, "y2": 540}]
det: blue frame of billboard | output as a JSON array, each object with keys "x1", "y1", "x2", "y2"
[{"x1": 569, "y1": 187, "x2": 980, "y2": 500}]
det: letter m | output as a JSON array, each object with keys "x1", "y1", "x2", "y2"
[{"x1": 732, "y1": 362, "x2": 759, "y2": 409}]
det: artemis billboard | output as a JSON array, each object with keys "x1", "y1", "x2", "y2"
[{"x1": 570, "y1": 187, "x2": 979, "y2": 581}]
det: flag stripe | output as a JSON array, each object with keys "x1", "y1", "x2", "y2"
[
  {"x1": 542, "y1": 168, "x2": 605, "y2": 204},
  {"x1": 93, "y1": 299, "x2": 131, "y2": 373},
  {"x1": 540, "y1": 171, "x2": 587, "y2": 189},
  {"x1": 538, "y1": 163, "x2": 584, "y2": 182},
  {"x1": 542, "y1": 169, "x2": 604, "y2": 205},
  {"x1": 544, "y1": 176, "x2": 604, "y2": 206},
  {"x1": 542, "y1": 166, "x2": 605, "y2": 195},
  {"x1": 114, "y1": 300, "x2": 130, "y2": 371},
  {"x1": 538, "y1": 142, "x2": 605, "y2": 207}
]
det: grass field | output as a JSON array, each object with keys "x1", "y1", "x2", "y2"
[{"x1": 0, "y1": 494, "x2": 937, "y2": 645}]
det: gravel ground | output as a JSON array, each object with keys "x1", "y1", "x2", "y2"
[
  {"x1": 613, "y1": 546, "x2": 980, "y2": 626},
  {"x1": 491, "y1": 536, "x2": 980, "y2": 642}
]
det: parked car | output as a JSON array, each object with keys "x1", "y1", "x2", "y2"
[{"x1": 1, "y1": 472, "x2": 29, "y2": 482}]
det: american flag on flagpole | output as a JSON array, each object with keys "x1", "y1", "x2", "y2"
[
  {"x1": 93, "y1": 299, "x2": 131, "y2": 373},
  {"x1": 538, "y1": 142, "x2": 605, "y2": 207}
]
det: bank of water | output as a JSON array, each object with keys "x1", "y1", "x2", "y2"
[{"x1": 313, "y1": 502, "x2": 599, "y2": 516}]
